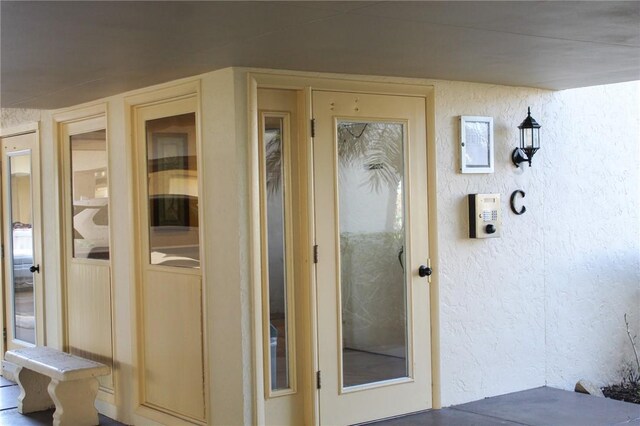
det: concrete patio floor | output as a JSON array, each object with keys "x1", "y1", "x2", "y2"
[
  {"x1": 1, "y1": 376, "x2": 638, "y2": 425},
  {"x1": 369, "y1": 386, "x2": 640, "y2": 426},
  {"x1": 0, "y1": 375, "x2": 123, "y2": 425}
]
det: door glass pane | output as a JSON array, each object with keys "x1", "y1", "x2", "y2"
[
  {"x1": 146, "y1": 113, "x2": 199, "y2": 268},
  {"x1": 70, "y1": 130, "x2": 110, "y2": 259},
  {"x1": 263, "y1": 116, "x2": 290, "y2": 391},
  {"x1": 8, "y1": 152, "x2": 35, "y2": 344},
  {"x1": 338, "y1": 121, "x2": 408, "y2": 388}
]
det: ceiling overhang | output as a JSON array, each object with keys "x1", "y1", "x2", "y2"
[{"x1": 2, "y1": 1, "x2": 639, "y2": 109}]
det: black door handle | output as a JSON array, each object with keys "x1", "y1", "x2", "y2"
[
  {"x1": 29, "y1": 264, "x2": 40, "y2": 274},
  {"x1": 418, "y1": 265, "x2": 432, "y2": 277}
]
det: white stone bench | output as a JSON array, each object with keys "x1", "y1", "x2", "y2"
[{"x1": 5, "y1": 346, "x2": 109, "y2": 426}]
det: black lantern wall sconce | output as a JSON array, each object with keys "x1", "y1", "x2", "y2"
[{"x1": 512, "y1": 107, "x2": 541, "y2": 167}]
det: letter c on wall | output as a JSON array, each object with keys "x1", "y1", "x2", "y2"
[{"x1": 510, "y1": 190, "x2": 526, "y2": 215}]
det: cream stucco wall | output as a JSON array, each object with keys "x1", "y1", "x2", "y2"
[
  {"x1": 434, "y1": 81, "x2": 548, "y2": 405},
  {"x1": 1, "y1": 71, "x2": 639, "y2": 422},
  {"x1": 1, "y1": 109, "x2": 43, "y2": 128},
  {"x1": 201, "y1": 68, "x2": 254, "y2": 425},
  {"x1": 433, "y1": 79, "x2": 640, "y2": 406},
  {"x1": 543, "y1": 83, "x2": 640, "y2": 392}
]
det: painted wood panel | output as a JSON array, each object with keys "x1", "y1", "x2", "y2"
[
  {"x1": 132, "y1": 94, "x2": 206, "y2": 424},
  {"x1": 65, "y1": 262, "x2": 114, "y2": 390},
  {"x1": 314, "y1": 90, "x2": 431, "y2": 425},
  {"x1": 58, "y1": 113, "x2": 115, "y2": 395},
  {"x1": 142, "y1": 269, "x2": 204, "y2": 421}
]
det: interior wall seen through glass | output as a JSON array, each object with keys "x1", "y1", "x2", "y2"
[
  {"x1": 70, "y1": 130, "x2": 110, "y2": 259},
  {"x1": 337, "y1": 121, "x2": 408, "y2": 388},
  {"x1": 9, "y1": 153, "x2": 36, "y2": 344},
  {"x1": 264, "y1": 116, "x2": 290, "y2": 391},
  {"x1": 145, "y1": 113, "x2": 200, "y2": 268}
]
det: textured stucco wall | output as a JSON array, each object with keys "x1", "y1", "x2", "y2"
[
  {"x1": 543, "y1": 82, "x2": 640, "y2": 391},
  {"x1": 201, "y1": 68, "x2": 254, "y2": 425},
  {"x1": 0, "y1": 108, "x2": 43, "y2": 128},
  {"x1": 434, "y1": 80, "x2": 640, "y2": 406},
  {"x1": 435, "y1": 82, "x2": 550, "y2": 405}
]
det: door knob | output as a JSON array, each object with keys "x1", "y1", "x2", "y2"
[
  {"x1": 418, "y1": 265, "x2": 432, "y2": 277},
  {"x1": 29, "y1": 264, "x2": 40, "y2": 274}
]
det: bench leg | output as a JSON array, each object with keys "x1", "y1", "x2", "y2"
[
  {"x1": 14, "y1": 366, "x2": 54, "y2": 413},
  {"x1": 48, "y1": 377, "x2": 100, "y2": 426}
]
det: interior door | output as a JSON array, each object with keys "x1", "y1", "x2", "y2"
[
  {"x1": 313, "y1": 91, "x2": 431, "y2": 425},
  {"x1": 133, "y1": 96, "x2": 206, "y2": 423},
  {"x1": 1, "y1": 130, "x2": 44, "y2": 352},
  {"x1": 59, "y1": 115, "x2": 114, "y2": 394}
]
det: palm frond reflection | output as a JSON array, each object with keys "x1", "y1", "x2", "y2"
[{"x1": 338, "y1": 122, "x2": 403, "y2": 193}]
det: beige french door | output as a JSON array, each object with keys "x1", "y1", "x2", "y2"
[
  {"x1": 258, "y1": 88, "x2": 308, "y2": 425},
  {"x1": 1, "y1": 128, "x2": 44, "y2": 352},
  {"x1": 58, "y1": 113, "x2": 114, "y2": 395},
  {"x1": 313, "y1": 91, "x2": 431, "y2": 425},
  {"x1": 133, "y1": 96, "x2": 206, "y2": 424}
]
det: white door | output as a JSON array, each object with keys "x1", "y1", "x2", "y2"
[
  {"x1": 313, "y1": 91, "x2": 431, "y2": 425},
  {"x1": 1, "y1": 129, "x2": 44, "y2": 352}
]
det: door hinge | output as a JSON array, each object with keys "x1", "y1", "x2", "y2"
[
  {"x1": 311, "y1": 118, "x2": 316, "y2": 138},
  {"x1": 1, "y1": 244, "x2": 3, "y2": 259},
  {"x1": 316, "y1": 370, "x2": 321, "y2": 389},
  {"x1": 313, "y1": 245, "x2": 318, "y2": 264},
  {"x1": 3, "y1": 328, "x2": 6, "y2": 340}
]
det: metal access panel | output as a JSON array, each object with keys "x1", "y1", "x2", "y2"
[{"x1": 468, "y1": 193, "x2": 501, "y2": 239}]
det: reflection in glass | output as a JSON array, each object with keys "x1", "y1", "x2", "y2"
[
  {"x1": 70, "y1": 130, "x2": 110, "y2": 259},
  {"x1": 8, "y1": 153, "x2": 36, "y2": 344},
  {"x1": 264, "y1": 116, "x2": 290, "y2": 391},
  {"x1": 146, "y1": 113, "x2": 199, "y2": 268},
  {"x1": 338, "y1": 121, "x2": 408, "y2": 388},
  {"x1": 463, "y1": 120, "x2": 490, "y2": 167}
]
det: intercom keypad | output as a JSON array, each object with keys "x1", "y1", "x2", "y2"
[{"x1": 468, "y1": 193, "x2": 501, "y2": 239}]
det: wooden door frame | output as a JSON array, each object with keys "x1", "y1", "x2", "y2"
[
  {"x1": 248, "y1": 71, "x2": 441, "y2": 425},
  {"x1": 0, "y1": 121, "x2": 45, "y2": 357},
  {"x1": 54, "y1": 104, "x2": 116, "y2": 404},
  {"x1": 127, "y1": 81, "x2": 209, "y2": 426}
]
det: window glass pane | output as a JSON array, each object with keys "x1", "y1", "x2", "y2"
[
  {"x1": 337, "y1": 121, "x2": 408, "y2": 388},
  {"x1": 70, "y1": 130, "x2": 110, "y2": 259},
  {"x1": 9, "y1": 152, "x2": 35, "y2": 343},
  {"x1": 146, "y1": 113, "x2": 199, "y2": 268},
  {"x1": 264, "y1": 116, "x2": 290, "y2": 391}
]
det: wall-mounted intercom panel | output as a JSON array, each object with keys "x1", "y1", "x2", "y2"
[{"x1": 468, "y1": 193, "x2": 501, "y2": 239}]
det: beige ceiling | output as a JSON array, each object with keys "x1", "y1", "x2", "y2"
[{"x1": 1, "y1": 1, "x2": 639, "y2": 109}]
